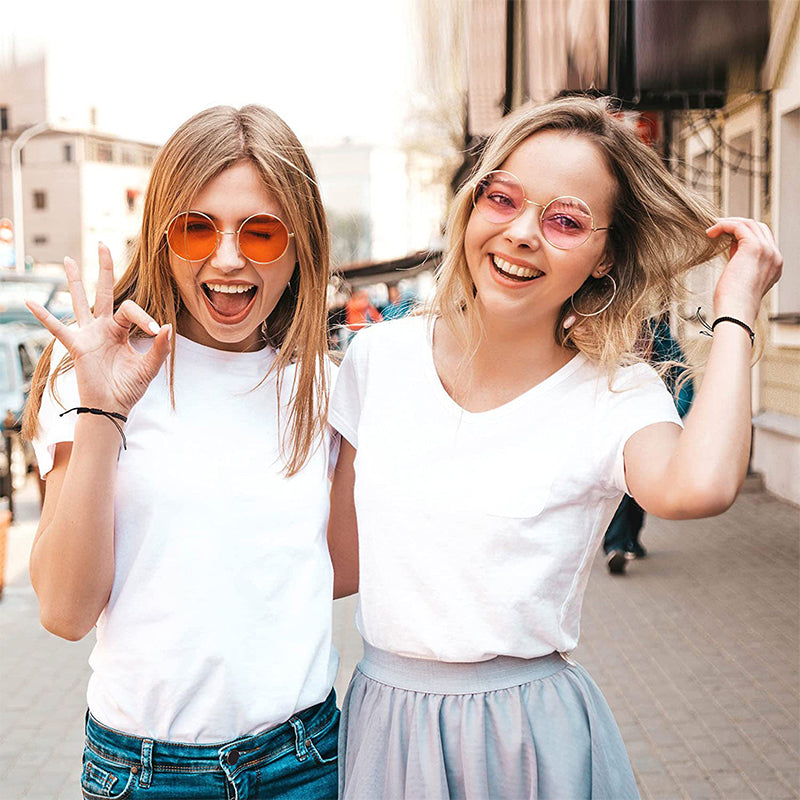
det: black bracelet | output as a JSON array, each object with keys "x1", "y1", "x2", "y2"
[
  {"x1": 60, "y1": 407, "x2": 128, "y2": 450},
  {"x1": 693, "y1": 308, "x2": 755, "y2": 347},
  {"x1": 711, "y1": 316, "x2": 755, "y2": 347}
]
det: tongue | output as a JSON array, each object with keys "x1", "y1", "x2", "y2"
[{"x1": 207, "y1": 289, "x2": 255, "y2": 317}]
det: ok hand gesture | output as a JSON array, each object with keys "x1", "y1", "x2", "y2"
[{"x1": 26, "y1": 244, "x2": 172, "y2": 416}]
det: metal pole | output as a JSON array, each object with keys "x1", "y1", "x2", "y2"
[{"x1": 11, "y1": 121, "x2": 52, "y2": 271}]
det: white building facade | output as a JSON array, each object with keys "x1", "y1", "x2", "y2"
[{"x1": 0, "y1": 56, "x2": 158, "y2": 279}]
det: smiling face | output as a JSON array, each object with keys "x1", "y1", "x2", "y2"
[
  {"x1": 464, "y1": 130, "x2": 617, "y2": 333},
  {"x1": 168, "y1": 160, "x2": 296, "y2": 352}
]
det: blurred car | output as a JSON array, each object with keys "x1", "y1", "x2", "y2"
[
  {"x1": 0, "y1": 272, "x2": 72, "y2": 326},
  {"x1": 0, "y1": 324, "x2": 52, "y2": 488}
]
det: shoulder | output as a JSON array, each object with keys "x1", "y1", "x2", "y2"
[
  {"x1": 609, "y1": 361, "x2": 664, "y2": 392},
  {"x1": 571, "y1": 358, "x2": 670, "y2": 412},
  {"x1": 348, "y1": 315, "x2": 429, "y2": 356}
]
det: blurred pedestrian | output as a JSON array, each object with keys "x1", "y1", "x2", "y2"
[
  {"x1": 380, "y1": 284, "x2": 414, "y2": 320},
  {"x1": 605, "y1": 316, "x2": 695, "y2": 573},
  {"x1": 327, "y1": 96, "x2": 782, "y2": 799},
  {"x1": 345, "y1": 288, "x2": 382, "y2": 334},
  {"x1": 23, "y1": 106, "x2": 339, "y2": 798}
]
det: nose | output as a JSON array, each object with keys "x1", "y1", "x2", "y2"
[
  {"x1": 502, "y1": 205, "x2": 543, "y2": 250},
  {"x1": 210, "y1": 231, "x2": 246, "y2": 271}
]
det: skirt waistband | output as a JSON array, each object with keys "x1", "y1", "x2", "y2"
[{"x1": 358, "y1": 643, "x2": 570, "y2": 695}]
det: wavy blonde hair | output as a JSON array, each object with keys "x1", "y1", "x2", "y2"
[
  {"x1": 433, "y1": 96, "x2": 731, "y2": 376},
  {"x1": 24, "y1": 105, "x2": 331, "y2": 475}
]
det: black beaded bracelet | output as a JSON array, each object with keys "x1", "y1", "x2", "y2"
[
  {"x1": 711, "y1": 316, "x2": 755, "y2": 347},
  {"x1": 60, "y1": 407, "x2": 128, "y2": 449}
]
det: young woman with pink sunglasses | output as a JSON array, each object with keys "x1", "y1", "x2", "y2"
[{"x1": 328, "y1": 96, "x2": 782, "y2": 799}]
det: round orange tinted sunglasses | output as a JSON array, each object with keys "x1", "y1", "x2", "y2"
[{"x1": 165, "y1": 211, "x2": 295, "y2": 264}]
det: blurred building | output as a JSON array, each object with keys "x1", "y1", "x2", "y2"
[
  {"x1": 308, "y1": 141, "x2": 446, "y2": 270},
  {"x1": 418, "y1": 0, "x2": 798, "y2": 504},
  {"x1": 0, "y1": 55, "x2": 158, "y2": 278}
]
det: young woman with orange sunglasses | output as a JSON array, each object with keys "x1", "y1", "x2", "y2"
[{"x1": 23, "y1": 106, "x2": 340, "y2": 799}]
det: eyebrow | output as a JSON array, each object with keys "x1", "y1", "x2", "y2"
[{"x1": 189, "y1": 211, "x2": 264, "y2": 227}]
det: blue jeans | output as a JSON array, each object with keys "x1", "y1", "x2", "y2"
[{"x1": 80, "y1": 690, "x2": 339, "y2": 799}]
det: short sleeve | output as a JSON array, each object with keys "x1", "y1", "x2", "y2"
[
  {"x1": 32, "y1": 340, "x2": 81, "y2": 478},
  {"x1": 328, "y1": 331, "x2": 369, "y2": 449},
  {"x1": 597, "y1": 363, "x2": 683, "y2": 495}
]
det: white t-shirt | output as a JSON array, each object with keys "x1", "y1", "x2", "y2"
[
  {"x1": 329, "y1": 315, "x2": 682, "y2": 662},
  {"x1": 34, "y1": 335, "x2": 339, "y2": 743}
]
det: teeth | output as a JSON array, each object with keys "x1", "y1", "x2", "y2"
[
  {"x1": 204, "y1": 283, "x2": 255, "y2": 294},
  {"x1": 492, "y1": 256, "x2": 542, "y2": 279}
]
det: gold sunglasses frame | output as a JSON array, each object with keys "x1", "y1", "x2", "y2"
[{"x1": 472, "y1": 170, "x2": 611, "y2": 251}]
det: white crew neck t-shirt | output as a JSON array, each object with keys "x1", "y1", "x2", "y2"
[
  {"x1": 34, "y1": 335, "x2": 338, "y2": 743},
  {"x1": 329, "y1": 316, "x2": 682, "y2": 662}
]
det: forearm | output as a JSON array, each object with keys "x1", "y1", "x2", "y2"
[
  {"x1": 628, "y1": 218, "x2": 781, "y2": 520},
  {"x1": 667, "y1": 323, "x2": 753, "y2": 514},
  {"x1": 30, "y1": 416, "x2": 121, "y2": 640}
]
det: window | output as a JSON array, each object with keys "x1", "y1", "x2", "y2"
[
  {"x1": 0, "y1": 106, "x2": 8, "y2": 133},
  {"x1": 96, "y1": 143, "x2": 114, "y2": 162},
  {"x1": 32, "y1": 191, "x2": 47, "y2": 210},
  {"x1": 778, "y1": 108, "x2": 800, "y2": 314},
  {"x1": 64, "y1": 143, "x2": 73, "y2": 163},
  {"x1": 33, "y1": 235, "x2": 48, "y2": 245},
  {"x1": 728, "y1": 132, "x2": 753, "y2": 218}
]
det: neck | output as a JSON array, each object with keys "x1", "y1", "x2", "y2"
[{"x1": 472, "y1": 303, "x2": 564, "y2": 365}]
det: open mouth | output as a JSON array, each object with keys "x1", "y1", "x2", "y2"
[
  {"x1": 491, "y1": 255, "x2": 544, "y2": 283},
  {"x1": 201, "y1": 282, "x2": 258, "y2": 321}
]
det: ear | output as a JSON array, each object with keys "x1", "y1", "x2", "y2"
[{"x1": 593, "y1": 262, "x2": 613, "y2": 279}]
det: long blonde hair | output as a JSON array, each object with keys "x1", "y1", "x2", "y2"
[
  {"x1": 24, "y1": 105, "x2": 331, "y2": 475},
  {"x1": 433, "y1": 96, "x2": 730, "y2": 374}
]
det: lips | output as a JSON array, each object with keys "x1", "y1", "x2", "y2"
[
  {"x1": 201, "y1": 282, "x2": 257, "y2": 322},
  {"x1": 491, "y1": 255, "x2": 544, "y2": 283}
]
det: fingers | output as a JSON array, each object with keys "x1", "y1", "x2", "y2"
[
  {"x1": 758, "y1": 221, "x2": 776, "y2": 246},
  {"x1": 63, "y1": 257, "x2": 93, "y2": 326},
  {"x1": 707, "y1": 217, "x2": 781, "y2": 264},
  {"x1": 113, "y1": 299, "x2": 163, "y2": 337},
  {"x1": 140, "y1": 324, "x2": 173, "y2": 378},
  {"x1": 25, "y1": 300, "x2": 76, "y2": 350},
  {"x1": 94, "y1": 243, "x2": 116, "y2": 317},
  {"x1": 706, "y1": 217, "x2": 762, "y2": 242}
]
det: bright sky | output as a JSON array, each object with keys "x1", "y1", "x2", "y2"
[{"x1": 3, "y1": 0, "x2": 414, "y2": 147}]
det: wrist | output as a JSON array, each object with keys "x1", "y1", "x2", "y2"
[
  {"x1": 713, "y1": 296, "x2": 758, "y2": 330},
  {"x1": 77, "y1": 397, "x2": 132, "y2": 418},
  {"x1": 68, "y1": 408, "x2": 129, "y2": 450}
]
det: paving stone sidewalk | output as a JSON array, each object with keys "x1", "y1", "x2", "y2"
[{"x1": 1, "y1": 475, "x2": 798, "y2": 799}]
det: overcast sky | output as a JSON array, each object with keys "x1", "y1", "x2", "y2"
[{"x1": 3, "y1": 0, "x2": 414, "y2": 147}]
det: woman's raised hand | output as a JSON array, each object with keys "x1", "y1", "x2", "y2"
[
  {"x1": 25, "y1": 243, "x2": 172, "y2": 416},
  {"x1": 707, "y1": 217, "x2": 783, "y2": 327}
]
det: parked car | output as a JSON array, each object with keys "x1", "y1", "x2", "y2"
[
  {"x1": 0, "y1": 272, "x2": 71, "y2": 326},
  {"x1": 0, "y1": 324, "x2": 52, "y2": 488}
]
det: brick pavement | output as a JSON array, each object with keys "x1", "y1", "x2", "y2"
[{"x1": 1, "y1": 474, "x2": 797, "y2": 800}]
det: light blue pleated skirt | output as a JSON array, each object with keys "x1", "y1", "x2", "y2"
[{"x1": 339, "y1": 643, "x2": 640, "y2": 800}]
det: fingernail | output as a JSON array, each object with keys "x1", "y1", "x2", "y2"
[
  {"x1": 148, "y1": 321, "x2": 160, "y2": 335},
  {"x1": 165, "y1": 323, "x2": 173, "y2": 341},
  {"x1": 563, "y1": 315, "x2": 576, "y2": 330}
]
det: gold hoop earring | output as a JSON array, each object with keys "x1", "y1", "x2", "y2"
[{"x1": 570, "y1": 273, "x2": 617, "y2": 319}]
